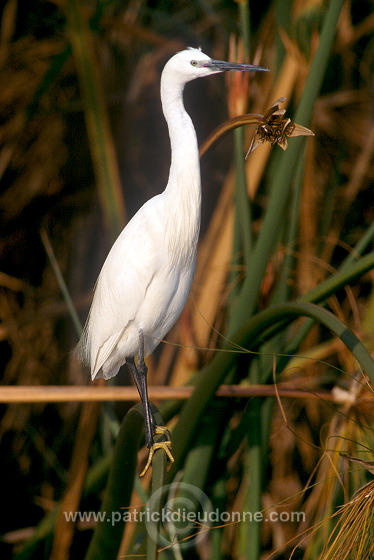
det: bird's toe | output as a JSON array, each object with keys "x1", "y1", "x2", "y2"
[{"x1": 139, "y1": 427, "x2": 174, "y2": 477}]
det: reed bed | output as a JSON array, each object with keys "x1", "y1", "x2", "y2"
[{"x1": 0, "y1": 1, "x2": 373, "y2": 559}]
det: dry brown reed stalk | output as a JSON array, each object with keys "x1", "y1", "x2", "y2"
[
  {"x1": 263, "y1": 397, "x2": 328, "y2": 553},
  {"x1": 257, "y1": 374, "x2": 374, "y2": 559},
  {"x1": 299, "y1": 378, "x2": 374, "y2": 559},
  {"x1": 50, "y1": 400, "x2": 101, "y2": 560},
  {"x1": 244, "y1": 52, "x2": 301, "y2": 198},
  {"x1": 318, "y1": 477, "x2": 374, "y2": 560},
  {"x1": 0, "y1": 383, "x2": 340, "y2": 403},
  {"x1": 1, "y1": 3, "x2": 373, "y2": 558}
]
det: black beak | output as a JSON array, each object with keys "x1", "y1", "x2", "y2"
[{"x1": 203, "y1": 59, "x2": 269, "y2": 73}]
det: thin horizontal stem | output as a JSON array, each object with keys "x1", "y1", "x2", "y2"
[{"x1": 0, "y1": 384, "x2": 337, "y2": 403}]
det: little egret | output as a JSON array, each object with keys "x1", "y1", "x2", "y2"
[{"x1": 77, "y1": 47, "x2": 268, "y2": 475}]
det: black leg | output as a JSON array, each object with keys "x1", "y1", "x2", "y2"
[
  {"x1": 127, "y1": 331, "x2": 155, "y2": 449},
  {"x1": 127, "y1": 330, "x2": 174, "y2": 477}
]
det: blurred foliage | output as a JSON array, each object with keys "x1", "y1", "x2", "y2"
[{"x1": 0, "y1": 0, "x2": 373, "y2": 559}]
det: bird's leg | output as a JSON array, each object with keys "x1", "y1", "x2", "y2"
[
  {"x1": 127, "y1": 357, "x2": 154, "y2": 450},
  {"x1": 127, "y1": 330, "x2": 174, "y2": 477}
]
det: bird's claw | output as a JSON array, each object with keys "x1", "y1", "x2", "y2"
[{"x1": 139, "y1": 426, "x2": 174, "y2": 477}]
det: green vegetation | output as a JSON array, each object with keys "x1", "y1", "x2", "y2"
[{"x1": 1, "y1": 1, "x2": 373, "y2": 559}]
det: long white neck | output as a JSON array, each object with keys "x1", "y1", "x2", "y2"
[{"x1": 160, "y1": 73, "x2": 201, "y2": 262}]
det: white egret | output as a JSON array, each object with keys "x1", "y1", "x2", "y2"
[{"x1": 77, "y1": 47, "x2": 268, "y2": 475}]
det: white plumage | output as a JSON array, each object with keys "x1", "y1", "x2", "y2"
[{"x1": 77, "y1": 47, "x2": 267, "y2": 472}]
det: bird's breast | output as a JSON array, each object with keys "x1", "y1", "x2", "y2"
[{"x1": 163, "y1": 180, "x2": 201, "y2": 268}]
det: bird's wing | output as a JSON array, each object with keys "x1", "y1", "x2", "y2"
[
  {"x1": 85, "y1": 196, "x2": 166, "y2": 375},
  {"x1": 91, "y1": 326, "x2": 126, "y2": 379}
]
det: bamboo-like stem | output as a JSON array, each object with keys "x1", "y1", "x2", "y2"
[{"x1": 0, "y1": 384, "x2": 336, "y2": 403}]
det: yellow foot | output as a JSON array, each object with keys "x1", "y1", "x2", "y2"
[{"x1": 139, "y1": 426, "x2": 174, "y2": 478}]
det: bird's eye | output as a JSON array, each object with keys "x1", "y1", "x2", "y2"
[{"x1": 190, "y1": 60, "x2": 199, "y2": 67}]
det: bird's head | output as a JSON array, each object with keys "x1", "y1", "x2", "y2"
[{"x1": 162, "y1": 47, "x2": 269, "y2": 85}]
